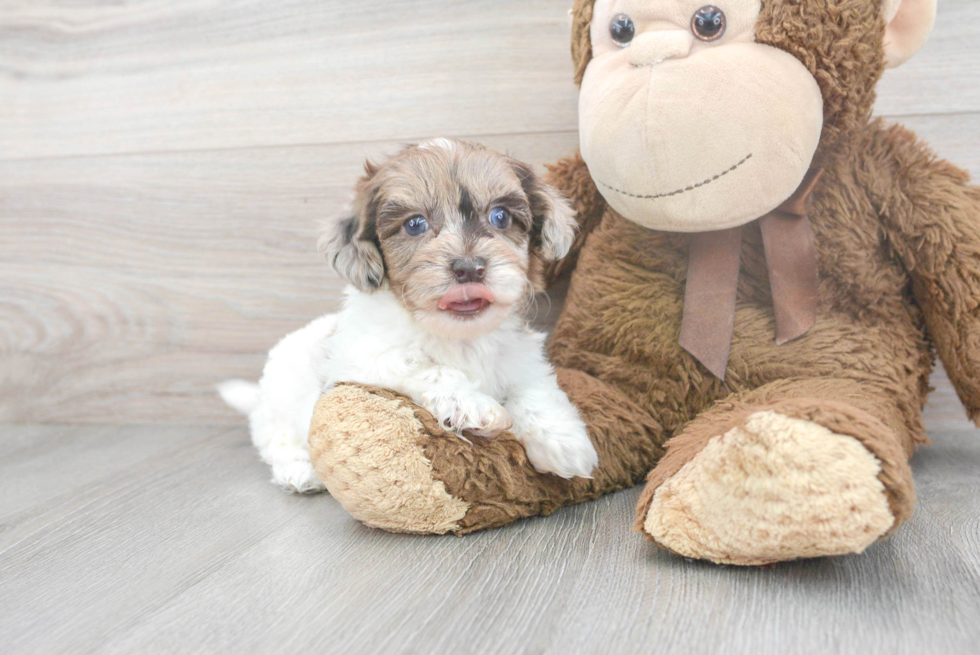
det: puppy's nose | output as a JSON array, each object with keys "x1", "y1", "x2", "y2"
[{"x1": 451, "y1": 257, "x2": 487, "y2": 284}]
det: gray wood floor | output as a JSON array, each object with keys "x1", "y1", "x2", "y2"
[
  {"x1": 1, "y1": 420, "x2": 979, "y2": 655},
  {"x1": 3, "y1": 1, "x2": 980, "y2": 653}
]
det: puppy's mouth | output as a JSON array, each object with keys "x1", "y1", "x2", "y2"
[{"x1": 438, "y1": 283, "x2": 495, "y2": 318}]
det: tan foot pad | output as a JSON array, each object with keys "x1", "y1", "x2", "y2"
[
  {"x1": 309, "y1": 385, "x2": 469, "y2": 534},
  {"x1": 643, "y1": 411, "x2": 895, "y2": 565}
]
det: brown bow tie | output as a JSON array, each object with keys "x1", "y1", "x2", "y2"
[{"x1": 678, "y1": 169, "x2": 823, "y2": 380}]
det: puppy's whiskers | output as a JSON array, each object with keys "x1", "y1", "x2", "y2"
[
  {"x1": 525, "y1": 285, "x2": 551, "y2": 325},
  {"x1": 516, "y1": 278, "x2": 539, "y2": 320}
]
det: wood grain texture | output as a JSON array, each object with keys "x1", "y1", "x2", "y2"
[
  {"x1": 0, "y1": 0, "x2": 977, "y2": 161},
  {"x1": 0, "y1": 0, "x2": 582, "y2": 160},
  {"x1": 1, "y1": 115, "x2": 978, "y2": 425},
  {"x1": 0, "y1": 424, "x2": 978, "y2": 655},
  {"x1": 0, "y1": 0, "x2": 978, "y2": 426},
  {"x1": 875, "y1": 0, "x2": 980, "y2": 117},
  {"x1": 0, "y1": 132, "x2": 578, "y2": 423},
  {"x1": 2, "y1": 3, "x2": 978, "y2": 654}
]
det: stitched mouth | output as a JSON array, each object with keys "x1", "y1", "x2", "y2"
[
  {"x1": 597, "y1": 153, "x2": 752, "y2": 200},
  {"x1": 438, "y1": 283, "x2": 495, "y2": 318}
]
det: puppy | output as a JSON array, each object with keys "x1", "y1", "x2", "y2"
[{"x1": 219, "y1": 139, "x2": 598, "y2": 493}]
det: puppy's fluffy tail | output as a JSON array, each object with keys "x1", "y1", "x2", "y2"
[{"x1": 218, "y1": 379, "x2": 260, "y2": 415}]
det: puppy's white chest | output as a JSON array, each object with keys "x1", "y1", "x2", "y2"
[{"x1": 421, "y1": 338, "x2": 510, "y2": 398}]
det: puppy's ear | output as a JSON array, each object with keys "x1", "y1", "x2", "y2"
[
  {"x1": 319, "y1": 161, "x2": 386, "y2": 291},
  {"x1": 511, "y1": 160, "x2": 577, "y2": 261}
]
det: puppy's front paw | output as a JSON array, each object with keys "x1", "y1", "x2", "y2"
[
  {"x1": 520, "y1": 421, "x2": 598, "y2": 479},
  {"x1": 423, "y1": 392, "x2": 513, "y2": 438},
  {"x1": 271, "y1": 459, "x2": 326, "y2": 494}
]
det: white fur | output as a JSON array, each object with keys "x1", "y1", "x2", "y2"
[
  {"x1": 217, "y1": 379, "x2": 260, "y2": 415},
  {"x1": 419, "y1": 137, "x2": 457, "y2": 153},
  {"x1": 222, "y1": 287, "x2": 597, "y2": 493}
]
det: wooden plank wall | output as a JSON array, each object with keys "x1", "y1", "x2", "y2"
[{"x1": 1, "y1": 0, "x2": 978, "y2": 424}]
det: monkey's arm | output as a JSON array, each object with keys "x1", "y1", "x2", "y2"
[
  {"x1": 874, "y1": 122, "x2": 980, "y2": 424},
  {"x1": 543, "y1": 151, "x2": 607, "y2": 286}
]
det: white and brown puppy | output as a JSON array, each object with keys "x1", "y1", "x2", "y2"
[{"x1": 219, "y1": 139, "x2": 598, "y2": 493}]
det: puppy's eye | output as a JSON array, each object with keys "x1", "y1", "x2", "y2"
[
  {"x1": 489, "y1": 207, "x2": 511, "y2": 229},
  {"x1": 609, "y1": 14, "x2": 635, "y2": 47},
  {"x1": 403, "y1": 215, "x2": 429, "y2": 237}
]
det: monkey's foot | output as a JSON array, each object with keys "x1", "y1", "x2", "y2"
[{"x1": 636, "y1": 409, "x2": 912, "y2": 566}]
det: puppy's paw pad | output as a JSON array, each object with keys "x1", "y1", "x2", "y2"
[{"x1": 272, "y1": 460, "x2": 326, "y2": 494}]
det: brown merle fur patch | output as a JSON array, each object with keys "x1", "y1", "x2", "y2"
[{"x1": 320, "y1": 139, "x2": 577, "y2": 317}]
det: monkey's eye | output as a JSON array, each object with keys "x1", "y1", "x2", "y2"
[
  {"x1": 489, "y1": 207, "x2": 511, "y2": 229},
  {"x1": 691, "y1": 6, "x2": 726, "y2": 41},
  {"x1": 609, "y1": 14, "x2": 635, "y2": 47},
  {"x1": 404, "y1": 215, "x2": 429, "y2": 237}
]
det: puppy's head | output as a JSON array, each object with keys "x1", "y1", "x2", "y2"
[{"x1": 321, "y1": 139, "x2": 576, "y2": 339}]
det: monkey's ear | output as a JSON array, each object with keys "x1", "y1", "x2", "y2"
[
  {"x1": 882, "y1": 0, "x2": 936, "y2": 68},
  {"x1": 319, "y1": 163, "x2": 386, "y2": 291},
  {"x1": 570, "y1": 0, "x2": 596, "y2": 85},
  {"x1": 513, "y1": 161, "x2": 577, "y2": 261}
]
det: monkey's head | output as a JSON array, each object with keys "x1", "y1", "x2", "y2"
[{"x1": 572, "y1": 0, "x2": 936, "y2": 232}]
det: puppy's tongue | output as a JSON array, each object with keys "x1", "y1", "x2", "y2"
[{"x1": 438, "y1": 283, "x2": 495, "y2": 314}]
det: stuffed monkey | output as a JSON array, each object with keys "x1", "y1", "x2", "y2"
[{"x1": 309, "y1": 0, "x2": 980, "y2": 565}]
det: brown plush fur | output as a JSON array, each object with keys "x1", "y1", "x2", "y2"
[
  {"x1": 427, "y1": 367, "x2": 664, "y2": 532},
  {"x1": 314, "y1": 376, "x2": 661, "y2": 534},
  {"x1": 308, "y1": 0, "x2": 980, "y2": 563}
]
